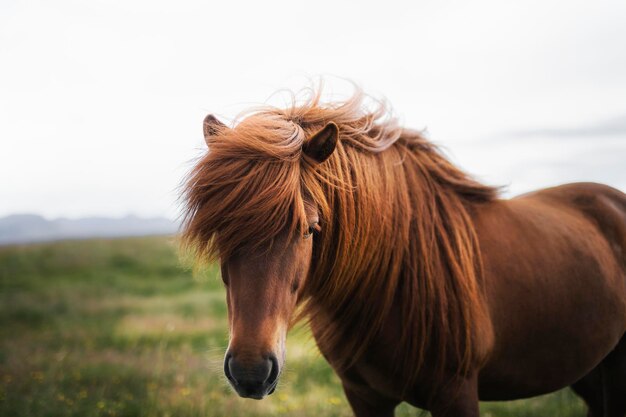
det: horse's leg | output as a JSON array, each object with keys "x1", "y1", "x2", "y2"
[
  {"x1": 603, "y1": 334, "x2": 626, "y2": 417},
  {"x1": 572, "y1": 334, "x2": 626, "y2": 417},
  {"x1": 342, "y1": 384, "x2": 398, "y2": 417},
  {"x1": 428, "y1": 375, "x2": 480, "y2": 417}
]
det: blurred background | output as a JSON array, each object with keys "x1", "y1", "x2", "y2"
[{"x1": 1, "y1": 0, "x2": 624, "y2": 416}]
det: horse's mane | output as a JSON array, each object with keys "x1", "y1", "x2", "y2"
[{"x1": 182, "y1": 88, "x2": 498, "y2": 386}]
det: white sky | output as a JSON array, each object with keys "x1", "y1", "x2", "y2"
[{"x1": 1, "y1": 0, "x2": 625, "y2": 220}]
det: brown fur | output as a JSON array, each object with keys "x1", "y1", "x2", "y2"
[
  {"x1": 182, "y1": 88, "x2": 626, "y2": 416},
  {"x1": 182, "y1": 89, "x2": 495, "y2": 386}
]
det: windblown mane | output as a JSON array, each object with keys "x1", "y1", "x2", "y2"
[{"x1": 182, "y1": 88, "x2": 498, "y2": 386}]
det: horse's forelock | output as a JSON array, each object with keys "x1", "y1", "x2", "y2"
[{"x1": 181, "y1": 88, "x2": 387, "y2": 262}]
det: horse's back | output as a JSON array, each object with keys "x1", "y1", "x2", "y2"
[
  {"x1": 475, "y1": 182, "x2": 626, "y2": 400},
  {"x1": 522, "y1": 182, "x2": 626, "y2": 269}
]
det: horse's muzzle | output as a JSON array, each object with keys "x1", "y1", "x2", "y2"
[{"x1": 224, "y1": 352, "x2": 280, "y2": 399}]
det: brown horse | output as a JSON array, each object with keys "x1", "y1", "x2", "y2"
[{"x1": 181, "y1": 89, "x2": 626, "y2": 417}]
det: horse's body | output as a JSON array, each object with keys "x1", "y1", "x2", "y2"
[
  {"x1": 182, "y1": 90, "x2": 626, "y2": 416},
  {"x1": 315, "y1": 182, "x2": 626, "y2": 416}
]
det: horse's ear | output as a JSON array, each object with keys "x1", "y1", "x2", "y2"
[
  {"x1": 303, "y1": 122, "x2": 339, "y2": 163},
  {"x1": 203, "y1": 114, "x2": 227, "y2": 143}
]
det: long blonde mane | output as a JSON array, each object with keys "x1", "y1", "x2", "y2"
[{"x1": 182, "y1": 88, "x2": 498, "y2": 385}]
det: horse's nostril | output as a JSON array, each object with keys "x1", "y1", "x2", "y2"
[
  {"x1": 266, "y1": 354, "x2": 279, "y2": 386},
  {"x1": 224, "y1": 353, "x2": 235, "y2": 384}
]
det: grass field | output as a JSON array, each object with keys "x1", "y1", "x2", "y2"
[{"x1": 0, "y1": 236, "x2": 586, "y2": 416}]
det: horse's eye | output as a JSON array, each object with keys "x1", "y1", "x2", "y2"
[{"x1": 303, "y1": 222, "x2": 319, "y2": 239}]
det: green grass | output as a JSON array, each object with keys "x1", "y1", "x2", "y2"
[{"x1": 0, "y1": 236, "x2": 586, "y2": 416}]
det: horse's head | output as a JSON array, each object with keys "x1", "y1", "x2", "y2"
[{"x1": 186, "y1": 114, "x2": 339, "y2": 399}]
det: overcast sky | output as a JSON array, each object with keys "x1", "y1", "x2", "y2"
[{"x1": 1, "y1": 0, "x2": 625, "y2": 220}]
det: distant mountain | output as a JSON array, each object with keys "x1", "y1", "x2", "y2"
[{"x1": 0, "y1": 214, "x2": 179, "y2": 245}]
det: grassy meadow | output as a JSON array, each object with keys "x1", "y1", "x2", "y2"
[{"x1": 0, "y1": 236, "x2": 586, "y2": 416}]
